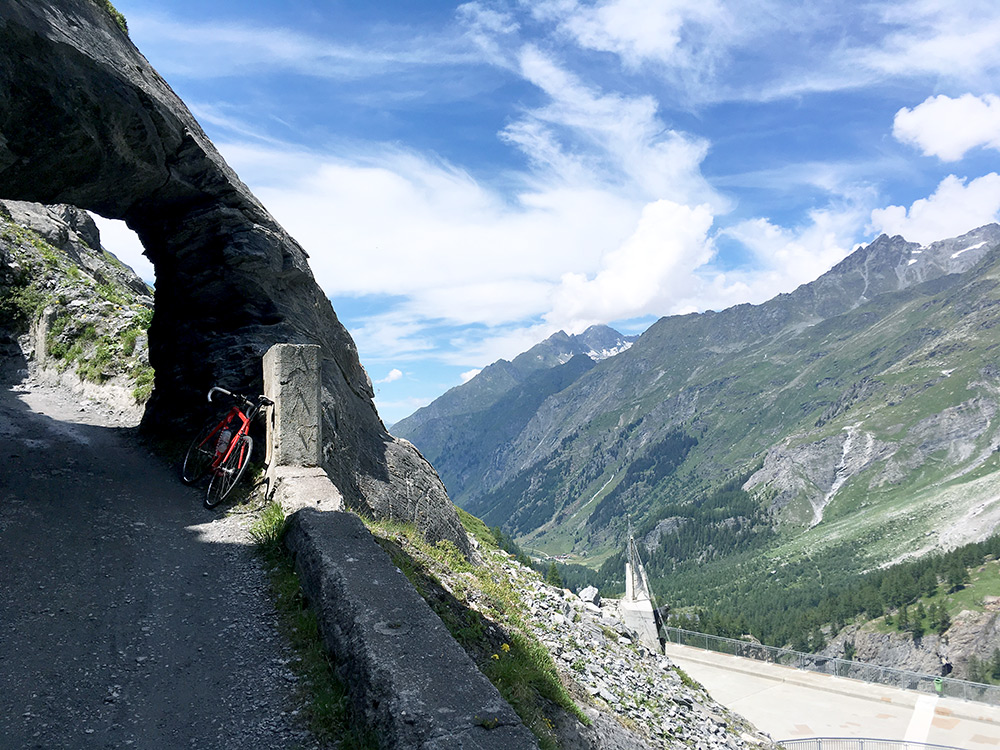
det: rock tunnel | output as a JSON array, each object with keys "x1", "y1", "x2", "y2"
[{"x1": 0, "y1": 0, "x2": 468, "y2": 553}]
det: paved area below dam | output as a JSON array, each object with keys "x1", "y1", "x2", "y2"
[{"x1": 667, "y1": 643, "x2": 1000, "y2": 748}]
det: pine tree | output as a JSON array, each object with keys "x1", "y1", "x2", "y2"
[
  {"x1": 935, "y1": 604, "x2": 950, "y2": 635},
  {"x1": 946, "y1": 560, "x2": 970, "y2": 592},
  {"x1": 810, "y1": 628, "x2": 826, "y2": 652},
  {"x1": 919, "y1": 568, "x2": 939, "y2": 597},
  {"x1": 545, "y1": 562, "x2": 563, "y2": 588}
]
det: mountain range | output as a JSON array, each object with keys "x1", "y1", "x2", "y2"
[{"x1": 394, "y1": 225, "x2": 1000, "y2": 594}]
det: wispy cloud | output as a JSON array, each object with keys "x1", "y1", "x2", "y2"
[
  {"x1": 123, "y1": 0, "x2": 1000, "y2": 384},
  {"x1": 507, "y1": 45, "x2": 722, "y2": 208},
  {"x1": 128, "y1": 11, "x2": 479, "y2": 79},
  {"x1": 861, "y1": 0, "x2": 1000, "y2": 85}
]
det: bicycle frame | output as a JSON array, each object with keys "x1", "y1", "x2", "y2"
[
  {"x1": 197, "y1": 387, "x2": 263, "y2": 474},
  {"x1": 206, "y1": 405, "x2": 252, "y2": 473},
  {"x1": 182, "y1": 386, "x2": 272, "y2": 507}
]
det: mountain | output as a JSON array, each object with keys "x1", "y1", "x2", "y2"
[
  {"x1": 393, "y1": 325, "x2": 636, "y2": 503},
  {"x1": 396, "y1": 225, "x2": 1000, "y2": 591}
]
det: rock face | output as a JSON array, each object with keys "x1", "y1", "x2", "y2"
[
  {"x1": 823, "y1": 608, "x2": 1000, "y2": 681},
  {"x1": 0, "y1": 1, "x2": 468, "y2": 552},
  {"x1": 0, "y1": 199, "x2": 153, "y2": 419}
]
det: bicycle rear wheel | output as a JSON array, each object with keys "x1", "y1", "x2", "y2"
[
  {"x1": 205, "y1": 435, "x2": 253, "y2": 508},
  {"x1": 182, "y1": 420, "x2": 219, "y2": 484}
]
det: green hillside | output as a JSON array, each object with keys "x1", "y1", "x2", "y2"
[{"x1": 396, "y1": 225, "x2": 1000, "y2": 644}]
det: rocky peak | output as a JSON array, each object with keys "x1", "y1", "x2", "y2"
[{"x1": 575, "y1": 324, "x2": 636, "y2": 361}]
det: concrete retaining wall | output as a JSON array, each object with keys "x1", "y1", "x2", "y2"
[{"x1": 284, "y1": 509, "x2": 538, "y2": 749}]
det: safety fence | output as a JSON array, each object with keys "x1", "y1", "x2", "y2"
[
  {"x1": 779, "y1": 739, "x2": 965, "y2": 750},
  {"x1": 663, "y1": 626, "x2": 1000, "y2": 706}
]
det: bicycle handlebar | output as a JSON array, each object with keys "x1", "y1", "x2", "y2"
[
  {"x1": 206, "y1": 386, "x2": 274, "y2": 410},
  {"x1": 207, "y1": 386, "x2": 232, "y2": 403}
]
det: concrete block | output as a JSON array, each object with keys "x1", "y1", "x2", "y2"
[
  {"x1": 263, "y1": 343, "x2": 321, "y2": 468},
  {"x1": 268, "y1": 466, "x2": 343, "y2": 513},
  {"x1": 284, "y1": 509, "x2": 539, "y2": 749}
]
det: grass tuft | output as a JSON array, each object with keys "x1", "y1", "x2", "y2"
[
  {"x1": 364, "y1": 513, "x2": 588, "y2": 749},
  {"x1": 250, "y1": 503, "x2": 377, "y2": 749}
]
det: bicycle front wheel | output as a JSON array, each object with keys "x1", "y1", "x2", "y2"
[
  {"x1": 205, "y1": 435, "x2": 253, "y2": 508},
  {"x1": 182, "y1": 421, "x2": 218, "y2": 484}
]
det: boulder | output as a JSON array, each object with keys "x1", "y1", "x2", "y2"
[{"x1": 579, "y1": 585, "x2": 601, "y2": 607}]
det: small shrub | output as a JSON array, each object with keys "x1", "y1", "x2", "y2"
[
  {"x1": 249, "y1": 501, "x2": 287, "y2": 554},
  {"x1": 132, "y1": 364, "x2": 155, "y2": 403},
  {"x1": 134, "y1": 306, "x2": 153, "y2": 329},
  {"x1": 121, "y1": 328, "x2": 140, "y2": 355},
  {"x1": 93, "y1": 0, "x2": 128, "y2": 34}
]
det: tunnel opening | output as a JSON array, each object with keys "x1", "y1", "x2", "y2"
[{"x1": 0, "y1": 0, "x2": 472, "y2": 555}]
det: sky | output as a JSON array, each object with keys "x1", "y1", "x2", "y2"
[{"x1": 97, "y1": 0, "x2": 1000, "y2": 425}]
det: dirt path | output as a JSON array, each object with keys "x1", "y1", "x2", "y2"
[{"x1": 0, "y1": 376, "x2": 324, "y2": 749}]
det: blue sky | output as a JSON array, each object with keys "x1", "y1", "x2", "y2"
[{"x1": 97, "y1": 0, "x2": 1000, "y2": 425}]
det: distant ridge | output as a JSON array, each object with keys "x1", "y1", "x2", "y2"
[{"x1": 395, "y1": 224, "x2": 1000, "y2": 584}]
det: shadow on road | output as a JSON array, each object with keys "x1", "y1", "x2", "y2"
[{"x1": 0, "y1": 376, "x2": 317, "y2": 748}]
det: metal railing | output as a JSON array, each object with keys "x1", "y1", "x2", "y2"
[
  {"x1": 779, "y1": 739, "x2": 966, "y2": 750},
  {"x1": 663, "y1": 626, "x2": 1000, "y2": 706}
]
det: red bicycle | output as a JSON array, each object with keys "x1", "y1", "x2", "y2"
[{"x1": 181, "y1": 387, "x2": 273, "y2": 508}]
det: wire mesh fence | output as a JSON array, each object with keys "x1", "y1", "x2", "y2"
[
  {"x1": 663, "y1": 626, "x2": 1000, "y2": 706},
  {"x1": 779, "y1": 739, "x2": 966, "y2": 750}
]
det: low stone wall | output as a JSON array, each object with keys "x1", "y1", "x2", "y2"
[{"x1": 283, "y1": 509, "x2": 538, "y2": 749}]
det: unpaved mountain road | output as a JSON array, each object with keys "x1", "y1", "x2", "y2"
[{"x1": 0, "y1": 376, "x2": 325, "y2": 749}]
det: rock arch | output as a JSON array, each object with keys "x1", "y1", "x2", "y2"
[{"x1": 0, "y1": 0, "x2": 468, "y2": 553}]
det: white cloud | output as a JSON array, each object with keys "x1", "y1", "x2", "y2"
[
  {"x1": 89, "y1": 214, "x2": 155, "y2": 285},
  {"x1": 457, "y1": 2, "x2": 519, "y2": 65},
  {"x1": 460, "y1": 368, "x2": 481, "y2": 383},
  {"x1": 861, "y1": 1, "x2": 1000, "y2": 84},
  {"x1": 218, "y1": 131, "x2": 882, "y2": 368},
  {"x1": 716, "y1": 200, "x2": 869, "y2": 308},
  {"x1": 547, "y1": 199, "x2": 715, "y2": 332},
  {"x1": 870, "y1": 174, "x2": 1000, "y2": 245},
  {"x1": 376, "y1": 368, "x2": 403, "y2": 384},
  {"x1": 224, "y1": 140, "x2": 639, "y2": 306},
  {"x1": 893, "y1": 94, "x2": 1000, "y2": 162},
  {"x1": 552, "y1": 0, "x2": 728, "y2": 70},
  {"x1": 508, "y1": 46, "x2": 723, "y2": 209}
]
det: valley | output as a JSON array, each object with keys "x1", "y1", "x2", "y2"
[{"x1": 396, "y1": 225, "x2": 1000, "y2": 677}]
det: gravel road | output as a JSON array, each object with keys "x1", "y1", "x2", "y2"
[{"x1": 0, "y1": 375, "x2": 326, "y2": 749}]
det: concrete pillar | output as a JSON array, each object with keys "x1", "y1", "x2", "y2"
[
  {"x1": 263, "y1": 343, "x2": 322, "y2": 468},
  {"x1": 262, "y1": 343, "x2": 342, "y2": 512}
]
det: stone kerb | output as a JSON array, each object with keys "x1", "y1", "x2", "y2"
[
  {"x1": 284, "y1": 509, "x2": 539, "y2": 749},
  {"x1": 263, "y1": 343, "x2": 342, "y2": 511}
]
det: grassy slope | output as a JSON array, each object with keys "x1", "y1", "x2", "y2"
[
  {"x1": 0, "y1": 210, "x2": 153, "y2": 400},
  {"x1": 524, "y1": 255, "x2": 1000, "y2": 577}
]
